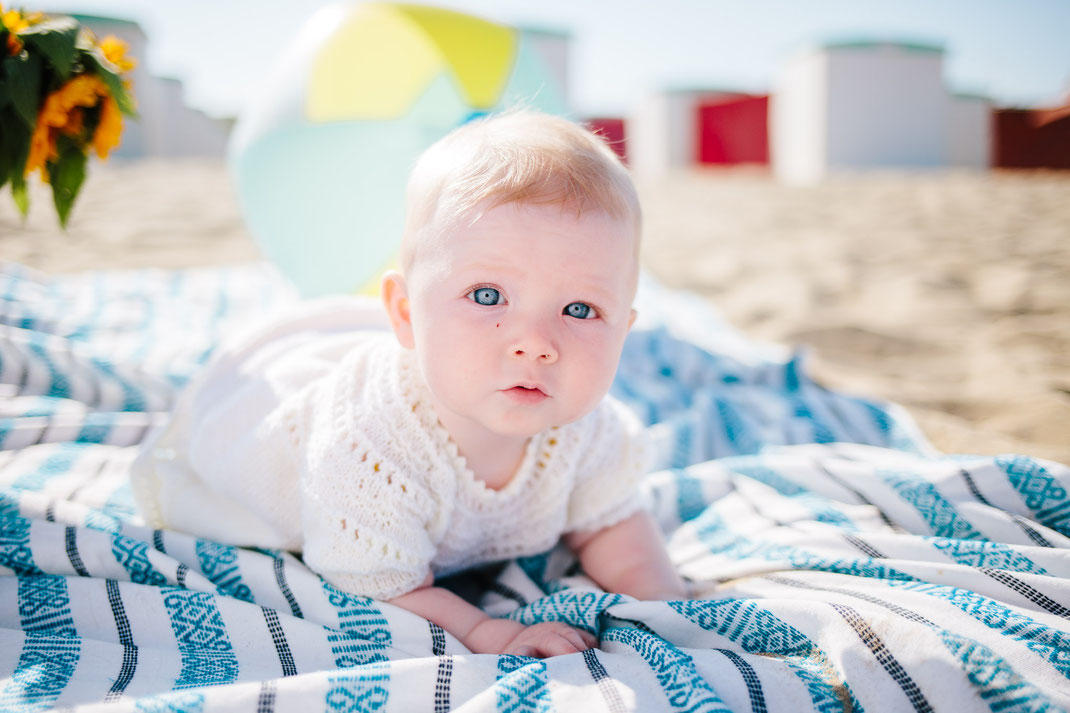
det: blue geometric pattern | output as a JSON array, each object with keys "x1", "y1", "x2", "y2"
[
  {"x1": 694, "y1": 509, "x2": 915, "y2": 582},
  {"x1": 0, "y1": 576, "x2": 81, "y2": 710},
  {"x1": 938, "y1": 629, "x2": 1059, "y2": 713},
  {"x1": 496, "y1": 656, "x2": 553, "y2": 713},
  {"x1": 674, "y1": 467, "x2": 709, "y2": 523},
  {"x1": 880, "y1": 470, "x2": 982, "y2": 540},
  {"x1": 601, "y1": 627, "x2": 732, "y2": 713},
  {"x1": 18, "y1": 574, "x2": 78, "y2": 637},
  {"x1": 0, "y1": 491, "x2": 21, "y2": 518},
  {"x1": 112, "y1": 533, "x2": 170, "y2": 586},
  {"x1": 161, "y1": 588, "x2": 239, "y2": 689},
  {"x1": 0, "y1": 510, "x2": 43, "y2": 577},
  {"x1": 997, "y1": 456, "x2": 1070, "y2": 536},
  {"x1": 612, "y1": 320, "x2": 927, "y2": 466},
  {"x1": 888, "y1": 580, "x2": 1070, "y2": 681},
  {"x1": 323, "y1": 582, "x2": 392, "y2": 668},
  {"x1": 723, "y1": 462, "x2": 859, "y2": 530},
  {"x1": 510, "y1": 590, "x2": 625, "y2": 633},
  {"x1": 326, "y1": 662, "x2": 390, "y2": 713},
  {"x1": 670, "y1": 599, "x2": 814, "y2": 657},
  {"x1": 668, "y1": 600, "x2": 855, "y2": 713},
  {"x1": 0, "y1": 632, "x2": 81, "y2": 711},
  {"x1": 927, "y1": 537, "x2": 1046, "y2": 575},
  {"x1": 194, "y1": 539, "x2": 253, "y2": 602},
  {"x1": 773, "y1": 575, "x2": 1055, "y2": 712}
]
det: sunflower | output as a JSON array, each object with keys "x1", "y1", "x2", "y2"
[
  {"x1": 98, "y1": 35, "x2": 136, "y2": 72},
  {"x1": 2, "y1": 8, "x2": 137, "y2": 225},
  {"x1": 1, "y1": 4, "x2": 43, "y2": 55},
  {"x1": 25, "y1": 74, "x2": 110, "y2": 179},
  {"x1": 92, "y1": 94, "x2": 123, "y2": 158}
]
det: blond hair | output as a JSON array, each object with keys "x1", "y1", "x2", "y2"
[{"x1": 400, "y1": 110, "x2": 640, "y2": 271}]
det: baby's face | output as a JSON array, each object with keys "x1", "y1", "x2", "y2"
[{"x1": 402, "y1": 202, "x2": 638, "y2": 443}]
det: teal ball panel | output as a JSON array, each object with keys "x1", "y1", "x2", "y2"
[{"x1": 232, "y1": 122, "x2": 425, "y2": 297}]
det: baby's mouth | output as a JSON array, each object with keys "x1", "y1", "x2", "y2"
[{"x1": 503, "y1": 384, "x2": 549, "y2": 404}]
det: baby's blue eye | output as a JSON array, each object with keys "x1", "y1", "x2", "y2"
[
  {"x1": 564, "y1": 302, "x2": 595, "y2": 320},
  {"x1": 468, "y1": 288, "x2": 503, "y2": 306}
]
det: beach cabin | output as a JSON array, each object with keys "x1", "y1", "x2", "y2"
[
  {"x1": 947, "y1": 94, "x2": 992, "y2": 170},
  {"x1": 72, "y1": 15, "x2": 232, "y2": 158},
  {"x1": 585, "y1": 118, "x2": 628, "y2": 161},
  {"x1": 630, "y1": 89, "x2": 769, "y2": 176},
  {"x1": 771, "y1": 41, "x2": 993, "y2": 183},
  {"x1": 696, "y1": 94, "x2": 769, "y2": 165},
  {"x1": 994, "y1": 103, "x2": 1070, "y2": 169},
  {"x1": 772, "y1": 41, "x2": 946, "y2": 183}
]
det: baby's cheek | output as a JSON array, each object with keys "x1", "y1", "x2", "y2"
[{"x1": 570, "y1": 355, "x2": 618, "y2": 407}]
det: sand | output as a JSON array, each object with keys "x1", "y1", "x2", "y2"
[
  {"x1": 640, "y1": 169, "x2": 1070, "y2": 465},
  {"x1": 2, "y1": 159, "x2": 1068, "y2": 464}
]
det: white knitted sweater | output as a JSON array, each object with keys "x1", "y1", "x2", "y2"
[{"x1": 132, "y1": 298, "x2": 649, "y2": 600}]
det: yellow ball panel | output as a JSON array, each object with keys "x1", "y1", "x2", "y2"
[
  {"x1": 393, "y1": 4, "x2": 516, "y2": 109},
  {"x1": 307, "y1": 3, "x2": 443, "y2": 122}
]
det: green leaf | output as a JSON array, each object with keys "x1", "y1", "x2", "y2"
[
  {"x1": 0, "y1": 114, "x2": 11, "y2": 189},
  {"x1": 83, "y1": 50, "x2": 138, "y2": 117},
  {"x1": 0, "y1": 108, "x2": 31, "y2": 187},
  {"x1": 8, "y1": 97, "x2": 32, "y2": 219},
  {"x1": 11, "y1": 173, "x2": 29, "y2": 218},
  {"x1": 2, "y1": 53, "x2": 42, "y2": 128},
  {"x1": 19, "y1": 17, "x2": 80, "y2": 80},
  {"x1": 48, "y1": 144, "x2": 87, "y2": 228}
]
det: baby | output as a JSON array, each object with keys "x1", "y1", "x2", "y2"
[{"x1": 133, "y1": 110, "x2": 684, "y2": 658}]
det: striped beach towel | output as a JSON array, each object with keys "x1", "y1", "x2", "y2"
[{"x1": 1, "y1": 261, "x2": 1068, "y2": 712}]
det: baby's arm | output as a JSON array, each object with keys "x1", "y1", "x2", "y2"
[
  {"x1": 388, "y1": 573, "x2": 596, "y2": 657},
  {"x1": 566, "y1": 510, "x2": 686, "y2": 601}
]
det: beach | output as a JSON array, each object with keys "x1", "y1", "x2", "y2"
[{"x1": 2, "y1": 160, "x2": 1068, "y2": 464}]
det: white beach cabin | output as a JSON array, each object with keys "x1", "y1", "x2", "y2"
[
  {"x1": 772, "y1": 41, "x2": 990, "y2": 184},
  {"x1": 630, "y1": 88, "x2": 755, "y2": 177}
]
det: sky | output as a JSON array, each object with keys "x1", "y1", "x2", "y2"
[{"x1": 35, "y1": 0, "x2": 1070, "y2": 119}]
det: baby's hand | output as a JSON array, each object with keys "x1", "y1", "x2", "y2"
[{"x1": 503, "y1": 622, "x2": 598, "y2": 658}]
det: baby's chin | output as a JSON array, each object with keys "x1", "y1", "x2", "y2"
[
  {"x1": 486, "y1": 421, "x2": 552, "y2": 440},
  {"x1": 488, "y1": 411, "x2": 591, "y2": 440}
]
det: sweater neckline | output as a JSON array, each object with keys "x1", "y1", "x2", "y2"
[{"x1": 396, "y1": 345, "x2": 552, "y2": 503}]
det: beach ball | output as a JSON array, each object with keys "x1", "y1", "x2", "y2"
[{"x1": 228, "y1": 2, "x2": 568, "y2": 297}]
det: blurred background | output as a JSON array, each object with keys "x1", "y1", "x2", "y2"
[{"x1": 1, "y1": 0, "x2": 1068, "y2": 463}]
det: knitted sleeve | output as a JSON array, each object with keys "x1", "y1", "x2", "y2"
[
  {"x1": 285, "y1": 364, "x2": 441, "y2": 601},
  {"x1": 565, "y1": 396, "x2": 651, "y2": 534},
  {"x1": 299, "y1": 476, "x2": 436, "y2": 601}
]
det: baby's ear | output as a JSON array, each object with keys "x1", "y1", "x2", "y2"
[{"x1": 381, "y1": 271, "x2": 415, "y2": 349}]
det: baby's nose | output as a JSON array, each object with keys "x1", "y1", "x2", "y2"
[
  {"x1": 510, "y1": 323, "x2": 558, "y2": 363},
  {"x1": 513, "y1": 344, "x2": 558, "y2": 362}
]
